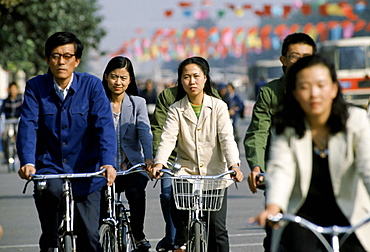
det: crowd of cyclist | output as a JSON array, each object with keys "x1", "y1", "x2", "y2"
[{"x1": 13, "y1": 31, "x2": 370, "y2": 252}]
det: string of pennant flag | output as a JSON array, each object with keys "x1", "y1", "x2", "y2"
[
  {"x1": 111, "y1": 18, "x2": 370, "y2": 62},
  {"x1": 163, "y1": 0, "x2": 367, "y2": 20}
]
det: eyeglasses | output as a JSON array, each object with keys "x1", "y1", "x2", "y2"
[
  {"x1": 287, "y1": 54, "x2": 302, "y2": 63},
  {"x1": 50, "y1": 53, "x2": 75, "y2": 62}
]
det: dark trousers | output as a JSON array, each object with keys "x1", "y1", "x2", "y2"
[
  {"x1": 115, "y1": 173, "x2": 149, "y2": 241},
  {"x1": 172, "y1": 188, "x2": 229, "y2": 252},
  {"x1": 33, "y1": 179, "x2": 102, "y2": 252}
]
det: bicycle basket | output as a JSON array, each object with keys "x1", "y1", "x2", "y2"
[{"x1": 171, "y1": 177, "x2": 229, "y2": 211}]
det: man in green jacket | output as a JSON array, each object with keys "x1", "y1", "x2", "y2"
[
  {"x1": 244, "y1": 33, "x2": 317, "y2": 194},
  {"x1": 244, "y1": 32, "x2": 316, "y2": 252}
]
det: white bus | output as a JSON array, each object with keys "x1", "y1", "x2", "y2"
[{"x1": 319, "y1": 37, "x2": 370, "y2": 107}]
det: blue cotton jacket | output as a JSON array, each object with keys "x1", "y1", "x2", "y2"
[{"x1": 16, "y1": 72, "x2": 117, "y2": 196}]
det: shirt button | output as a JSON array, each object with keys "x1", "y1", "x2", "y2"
[
  {"x1": 63, "y1": 159, "x2": 67, "y2": 163},
  {"x1": 197, "y1": 128, "x2": 201, "y2": 131},
  {"x1": 62, "y1": 125, "x2": 67, "y2": 129},
  {"x1": 200, "y1": 163, "x2": 204, "y2": 167},
  {"x1": 62, "y1": 142, "x2": 67, "y2": 146}
]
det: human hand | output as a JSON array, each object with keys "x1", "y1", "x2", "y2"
[
  {"x1": 150, "y1": 164, "x2": 163, "y2": 179},
  {"x1": 248, "y1": 204, "x2": 281, "y2": 227},
  {"x1": 230, "y1": 167, "x2": 244, "y2": 182},
  {"x1": 247, "y1": 166, "x2": 262, "y2": 194},
  {"x1": 18, "y1": 164, "x2": 36, "y2": 180},
  {"x1": 101, "y1": 165, "x2": 116, "y2": 186},
  {"x1": 144, "y1": 159, "x2": 154, "y2": 171}
]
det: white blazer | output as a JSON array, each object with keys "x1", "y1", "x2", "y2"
[{"x1": 266, "y1": 106, "x2": 370, "y2": 251}]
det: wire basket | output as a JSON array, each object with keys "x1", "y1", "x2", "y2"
[{"x1": 171, "y1": 177, "x2": 230, "y2": 211}]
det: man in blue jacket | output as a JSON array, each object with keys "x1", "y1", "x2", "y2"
[{"x1": 17, "y1": 32, "x2": 117, "y2": 252}]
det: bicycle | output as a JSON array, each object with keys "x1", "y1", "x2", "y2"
[
  {"x1": 158, "y1": 167, "x2": 235, "y2": 252},
  {"x1": 23, "y1": 168, "x2": 107, "y2": 252},
  {"x1": 268, "y1": 213, "x2": 370, "y2": 252},
  {"x1": 3, "y1": 118, "x2": 19, "y2": 172},
  {"x1": 99, "y1": 162, "x2": 148, "y2": 252}
]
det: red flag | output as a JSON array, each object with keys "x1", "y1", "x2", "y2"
[
  {"x1": 164, "y1": 10, "x2": 173, "y2": 18},
  {"x1": 179, "y1": 2, "x2": 192, "y2": 7},
  {"x1": 283, "y1": 6, "x2": 292, "y2": 19},
  {"x1": 354, "y1": 20, "x2": 366, "y2": 32},
  {"x1": 301, "y1": 4, "x2": 311, "y2": 16},
  {"x1": 319, "y1": 3, "x2": 328, "y2": 16}
]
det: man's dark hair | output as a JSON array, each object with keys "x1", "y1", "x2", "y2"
[
  {"x1": 281, "y1": 33, "x2": 317, "y2": 57},
  {"x1": 45, "y1": 32, "x2": 84, "y2": 59}
]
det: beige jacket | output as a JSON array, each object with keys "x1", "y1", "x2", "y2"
[
  {"x1": 266, "y1": 106, "x2": 370, "y2": 251},
  {"x1": 155, "y1": 94, "x2": 240, "y2": 176}
]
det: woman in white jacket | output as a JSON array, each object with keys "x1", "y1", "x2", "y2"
[
  {"x1": 250, "y1": 55, "x2": 370, "y2": 251},
  {"x1": 151, "y1": 56, "x2": 244, "y2": 252}
]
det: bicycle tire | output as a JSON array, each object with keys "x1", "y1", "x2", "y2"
[
  {"x1": 121, "y1": 224, "x2": 136, "y2": 252},
  {"x1": 63, "y1": 234, "x2": 73, "y2": 252},
  {"x1": 99, "y1": 223, "x2": 116, "y2": 252},
  {"x1": 190, "y1": 222, "x2": 201, "y2": 252}
]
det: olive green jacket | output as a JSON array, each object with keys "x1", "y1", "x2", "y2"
[
  {"x1": 244, "y1": 76, "x2": 285, "y2": 172},
  {"x1": 151, "y1": 86, "x2": 221, "y2": 162}
]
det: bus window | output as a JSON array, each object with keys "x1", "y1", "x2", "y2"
[
  {"x1": 266, "y1": 66, "x2": 283, "y2": 80},
  {"x1": 339, "y1": 46, "x2": 366, "y2": 70}
]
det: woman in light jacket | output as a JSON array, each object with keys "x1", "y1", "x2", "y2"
[
  {"x1": 102, "y1": 56, "x2": 153, "y2": 251},
  {"x1": 151, "y1": 56, "x2": 244, "y2": 252},
  {"x1": 250, "y1": 55, "x2": 370, "y2": 251}
]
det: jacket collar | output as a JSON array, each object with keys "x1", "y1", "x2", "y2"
[{"x1": 180, "y1": 94, "x2": 213, "y2": 125}]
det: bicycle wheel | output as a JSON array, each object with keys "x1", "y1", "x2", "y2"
[
  {"x1": 188, "y1": 222, "x2": 201, "y2": 252},
  {"x1": 62, "y1": 234, "x2": 73, "y2": 252},
  {"x1": 121, "y1": 224, "x2": 136, "y2": 252},
  {"x1": 99, "y1": 223, "x2": 116, "y2": 252},
  {"x1": 188, "y1": 221, "x2": 208, "y2": 252}
]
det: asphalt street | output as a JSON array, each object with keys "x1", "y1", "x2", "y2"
[{"x1": 0, "y1": 118, "x2": 266, "y2": 252}]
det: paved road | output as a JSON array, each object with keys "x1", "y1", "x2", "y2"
[{"x1": 0, "y1": 118, "x2": 267, "y2": 252}]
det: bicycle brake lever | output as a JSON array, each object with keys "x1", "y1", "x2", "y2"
[
  {"x1": 153, "y1": 179, "x2": 159, "y2": 188},
  {"x1": 22, "y1": 180, "x2": 32, "y2": 194}
]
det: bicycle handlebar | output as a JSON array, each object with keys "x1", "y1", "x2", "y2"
[
  {"x1": 268, "y1": 213, "x2": 370, "y2": 251},
  {"x1": 23, "y1": 168, "x2": 107, "y2": 194},
  {"x1": 159, "y1": 168, "x2": 236, "y2": 179},
  {"x1": 30, "y1": 168, "x2": 107, "y2": 180},
  {"x1": 116, "y1": 162, "x2": 148, "y2": 176}
]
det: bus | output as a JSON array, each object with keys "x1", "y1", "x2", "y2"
[
  {"x1": 248, "y1": 59, "x2": 283, "y2": 99},
  {"x1": 319, "y1": 37, "x2": 370, "y2": 107}
]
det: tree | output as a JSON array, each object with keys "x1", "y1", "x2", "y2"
[{"x1": 0, "y1": 0, "x2": 106, "y2": 76}]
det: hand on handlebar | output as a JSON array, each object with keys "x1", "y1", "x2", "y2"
[
  {"x1": 247, "y1": 166, "x2": 264, "y2": 194},
  {"x1": 100, "y1": 165, "x2": 116, "y2": 186},
  {"x1": 150, "y1": 165, "x2": 163, "y2": 179},
  {"x1": 18, "y1": 164, "x2": 36, "y2": 180},
  {"x1": 248, "y1": 204, "x2": 281, "y2": 227},
  {"x1": 230, "y1": 167, "x2": 244, "y2": 182},
  {"x1": 144, "y1": 159, "x2": 154, "y2": 171}
]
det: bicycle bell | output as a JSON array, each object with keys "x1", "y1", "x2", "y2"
[{"x1": 37, "y1": 181, "x2": 47, "y2": 191}]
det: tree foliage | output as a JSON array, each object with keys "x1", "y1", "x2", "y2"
[{"x1": 0, "y1": 0, "x2": 106, "y2": 75}]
